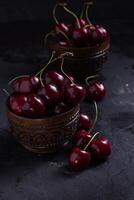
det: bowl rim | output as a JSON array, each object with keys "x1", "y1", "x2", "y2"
[
  {"x1": 7, "y1": 104, "x2": 80, "y2": 121},
  {"x1": 48, "y1": 37, "x2": 110, "y2": 51}
]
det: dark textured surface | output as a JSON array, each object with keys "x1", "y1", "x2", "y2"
[{"x1": 0, "y1": 3, "x2": 134, "y2": 198}]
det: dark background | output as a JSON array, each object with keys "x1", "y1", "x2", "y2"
[{"x1": 0, "y1": 1, "x2": 134, "y2": 200}]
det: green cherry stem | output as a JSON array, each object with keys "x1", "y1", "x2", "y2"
[
  {"x1": 60, "y1": 57, "x2": 74, "y2": 84},
  {"x1": 44, "y1": 31, "x2": 55, "y2": 46},
  {"x1": 53, "y1": 2, "x2": 67, "y2": 24},
  {"x1": 85, "y1": 2, "x2": 93, "y2": 25},
  {"x1": 88, "y1": 101, "x2": 98, "y2": 134},
  {"x1": 83, "y1": 132, "x2": 99, "y2": 151},
  {"x1": 85, "y1": 74, "x2": 99, "y2": 85},
  {"x1": 62, "y1": 5, "x2": 81, "y2": 28},
  {"x1": 35, "y1": 51, "x2": 55, "y2": 77}
]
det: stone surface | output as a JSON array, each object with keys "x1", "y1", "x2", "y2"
[{"x1": 0, "y1": 18, "x2": 134, "y2": 200}]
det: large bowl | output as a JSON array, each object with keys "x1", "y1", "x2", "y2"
[
  {"x1": 48, "y1": 38, "x2": 110, "y2": 82},
  {"x1": 7, "y1": 105, "x2": 80, "y2": 154}
]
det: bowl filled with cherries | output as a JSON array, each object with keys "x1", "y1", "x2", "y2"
[
  {"x1": 5, "y1": 52, "x2": 87, "y2": 154},
  {"x1": 46, "y1": 0, "x2": 110, "y2": 81},
  {"x1": 4, "y1": 51, "x2": 112, "y2": 171}
]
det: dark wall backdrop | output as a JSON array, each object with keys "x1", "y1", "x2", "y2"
[{"x1": 0, "y1": 0, "x2": 133, "y2": 23}]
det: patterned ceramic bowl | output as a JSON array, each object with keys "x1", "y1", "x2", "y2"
[
  {"x1": 48, "y1": 38, "x2": 110, "y2": 82},
  {"x1": 7, "y1": 105, "x2": 80, "y2": 154}
]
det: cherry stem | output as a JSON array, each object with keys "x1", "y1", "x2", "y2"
[
  {"x1": 62, "y1": 5, "x2": 81, "y2": 28},
  {"x1": 88, "y1": 101, "x2": 98, "y2": 134},
  {"x1": 83, "y1": 132, "x2": 99, "y2": 151},
  {"x1": 80, "y1": 4, "x2": 86, "y2": 19},
  {"x1": 53, "y1": 3, "x2": 67, "y2": 24},
  {"x1": 44, "y1": 31, "x2": 55, "y2": 46},
  {"x1": 60, "y1": 57, "x2": 74, "y2": 84},
  {"x1": 57, "y1": 29, "x2": 71, "y2": 44},
  {"x1": 85, "y1": 2, "x2": 93, "y2": 25},
  {"x1": 8, "y1": 75, "x2": 29, "y2": 86},
  {"x1": 2, "y1": 88, "x2": 10, "y2": 96},
  {"x1": 85, "y1": 74, "x2": 99, "y2": 85}
]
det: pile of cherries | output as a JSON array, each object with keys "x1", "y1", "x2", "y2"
[
  {"x1": 69, "y1": 113, "x2": 111, "y2": 171},
  {"x1": 47, "y1": 2, "x2": 109, "y2": 48},
  {"x1": 5, "y1": 52, "x2": 111, "y2": 171}
]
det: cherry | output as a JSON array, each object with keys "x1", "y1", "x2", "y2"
[
  {"x1": 90, "y1": 136, "x2": 112, "y2": 160},
  {"x1": 8, "y1": 94, "x2": 27, "y2": 116},
  {"x1": 69, "y1": 147, "x2": 91, "y2": 170},
  {"x1": 64, "y1": 75, "x2": 76, "y2": 86},
  {"x1": 9, "y1": 94, "x2": 46, "y2": 118},
  {"x1": 54, "y1": 102, "x2": 70, "y2": 115},
  {"x1": 55, "y1": 23, "x2": 72, "y2": 39},
  {"x1": 89, "y1": 25, "x2": 109, "y2": 45},
  {"x1": 43, "y1": 70, "x2": 65, "y2": 89},
  {"x1": 95, "y1": 25, "x2": 109, "y2": 42},
  {"x1": 9, "y1": 75, "x2": 40, "y2": 94},
  {"x1": 37, "y1": 84, "x2": 60, "y2": 106},
  {"x1": 86, "y1": 81, "x2": 106, "y2": 101},
  {"x1": 83, "y1": 26, "x2": 95, "y2": 45},
  {"x1": 74, "y1": 129, "x2": 92, "y2": 148},
  {"x1": 79, "y1": 114, "x2": 92, "y2": 130},
  {"x1": 64, "y1": 83, "x2": 86, "y2": 106},
  {"x1": 71, "y1": 28, "x2": 87, "y2": 47}
]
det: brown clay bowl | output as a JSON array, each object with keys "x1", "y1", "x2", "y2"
[
  {"x1": 48, "y1": 38, "x2": 110, "y2": 82},
  {"x1": 7, "y1": 105, "x2": 80, "y2": 154}
]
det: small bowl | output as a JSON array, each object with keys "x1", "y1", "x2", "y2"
[
  {"x1": 7, "y1": 105, "x2": 80, "y2": 154},
  {"x1": 48, "y1": 38, "x2": 110, "y2": 82}
]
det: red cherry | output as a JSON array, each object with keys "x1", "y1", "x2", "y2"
[
  {"x1": 8, "y1": 94, "x2": 27, "y2": 115},
  {"x1": 55, "y1": 23, "x2": 72, "y2": 39},
  {"x1": 54, "y1": 102, "x2": 70, "y2": 115},
  {"x1": 71, "y1": 28, "x2": 87, "y2": 47},
  {"x1": 89, "y1": 25, "x2": 109, "y2": 45},
  {"x1": 74, "y1": 130, "x2": 92, "y2": 148},
  {"x1": 75, "y1": 19, "x2": 88, "y2": 28},
  {"x1": 9, "y1": 94, "x2": 46, "y2": 118},
  {"x1": 79, "y1": 114, "x2": 92, "y2": 130},
  {"x1": 37, "y1": 84, "x2": 60, "y2": 106},
  {"x1": 90, "y1": 136, "x2": 112, "y2": 160},
  {"x1": 43, "y1": 70, "x2": 65, "y2": 89},
  {"x1": 69, "y1": 147, "x2": 91, "y2": 170},
  {"x1": 95, "y1": 25, "x2": 109, "y2": 42},
  {"x1": 86, "y1": 81, "x2": 106, "y2": 101},
  {"x1": 64, "y1": 83, "x2": 86, "y2": 106},
  {"x1": 9, "y1": 75, "x2": 40, "y2": 94},
  {"x1": 83, "y1": 26, "x2": 95, "y2": 45}
]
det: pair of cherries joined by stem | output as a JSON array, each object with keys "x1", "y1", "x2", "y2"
[
  {"x1": 69, "y1": 101, "x2": 111, "y2": 171},
  {"x1": 46, "y1": 2, "x2": 109, "y2": 48},
  {"x1": 7, "y1": 52, "x2": 87, "y2": 118}
]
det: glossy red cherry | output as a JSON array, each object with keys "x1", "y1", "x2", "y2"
[
  {"x1": 95, "y1": 25, "x2": 109, "y2": 42},
  {"x1": 83, "y1": 26, "x2": 95, "y2": 45},
  {"x1": 64, "y1": 83, "x2": 86, "y2": 106},
  {"x1": 9, "y1": 94, "x2": 46, "y2": 118},
  {"x1": 71, "y1": 28, "x2": 87, "y2": 47},
  {"x1": 43, "y1": 70, "x2": 65, "y2": 89},
  {"x1": 69, "y1": 147, "x2": 91, "y2": 170},
  {"x1": 86, "y1": 81, "x2": 106, "y2": 101},
  {"x1": 90, "y1": 136, "x2": 112, "y2": 160},
  {"x1": 9, "y1": 75, "x2": 40, "y2": 94},
  {"x1": 79, "y1": 114, "x2": 92, "y2": 130},
  {"x1": 54, "y1": 102, "x2": 70, "y2": 115},
  {"x1": 37, "y1": 84, "x2": 60, "y2": 106},
  {"x1": 74, "y1": 130, "x2": 92, "y2": 148},
  {"x1": 55, "y1": 23, "x2": 72, "y2": 39}
]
